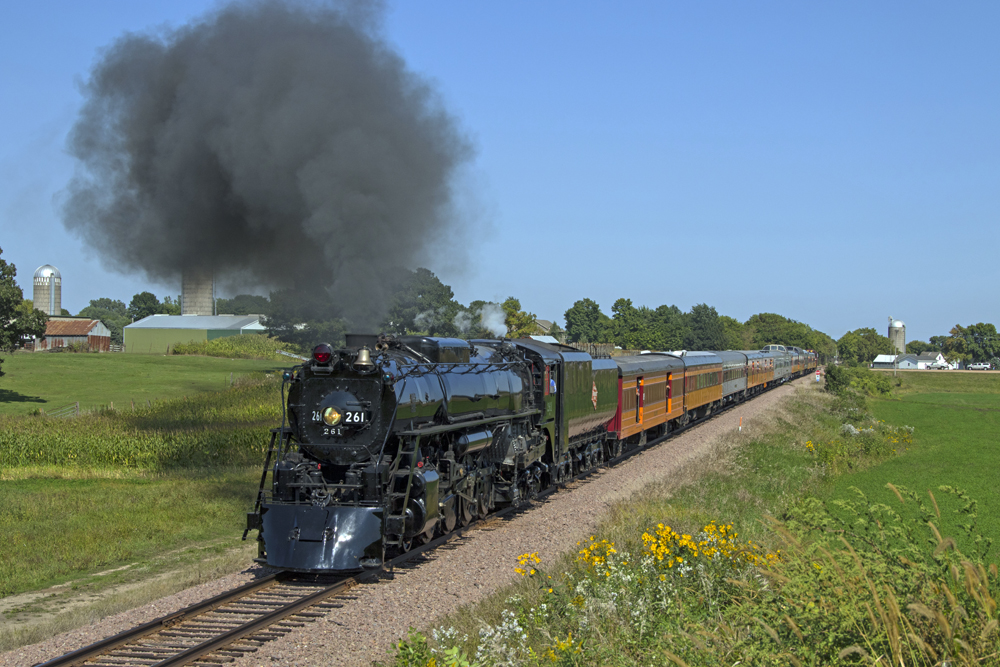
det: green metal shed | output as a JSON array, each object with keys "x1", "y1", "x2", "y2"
[{"x1": 123, "y1": 314, "x2": 266, "y2": 354}]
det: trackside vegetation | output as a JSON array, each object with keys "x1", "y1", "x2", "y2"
[
  {"x1": 0, "y1": 373, "x2": 283, "y2": 609},
  {"x1": 0, "y1": 376, "x2": 281, "y2": 470},
  {"x1": 384, "y1": 377, "x2": 1000, "y2": 666},
  {"x1": 0, "y1": 352, "x2": 283, "y2": 415},
  {"x1": 171, "y1": 334, "x2": 302, "y2": 361}
]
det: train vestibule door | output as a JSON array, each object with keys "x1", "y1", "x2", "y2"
[{"x1": 637, "y1": 377, "x2": 644, "y2": 425}]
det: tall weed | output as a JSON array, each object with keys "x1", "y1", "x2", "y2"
[{"x1": 171, "y1": 334, "x2": 301, "y2": 361}]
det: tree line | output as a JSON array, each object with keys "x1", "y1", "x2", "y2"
[
  {"x1": 835, "y1": 323, "x2": 1000, "y2": 367},
  {"x1": 564, "y1": 298, "x2": 838, "y2": 361},
  {"x1": 11, "y1": 257, "x2": 836, "y2": 360}
]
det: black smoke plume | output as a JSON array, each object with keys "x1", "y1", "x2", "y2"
[{"x1": 63, "y1": 0, "x2": 472, "y2": 326}]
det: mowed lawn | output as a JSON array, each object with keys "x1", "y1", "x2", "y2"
[
  {"x1": 0, "y1": 352, "x2": 288, "y2": 415},
  {"x1": 829, "y1": 371, "x2": 1000, "y2": 551}
]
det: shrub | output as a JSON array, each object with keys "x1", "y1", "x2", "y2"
[
  {"x1": 826, "y1": 365, "x2": 892, "y2": 397},
  {"x1": 172, "y1": 334, "x2": 301, "y2": 361}
]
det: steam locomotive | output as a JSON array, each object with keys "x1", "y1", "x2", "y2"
[{"x1": 245, "y1": 334, "x2": 816, "y2": 572}]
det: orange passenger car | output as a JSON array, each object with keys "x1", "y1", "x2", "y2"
[
  {"x1": 679, "y1": 351, "x2": 723, "y2": 420},
  {"x1": 608, "y1": 353, "x2": 685, "y2": 442}
]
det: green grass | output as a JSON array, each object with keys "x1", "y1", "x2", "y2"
[
  {"x1": 0, "y1": 352, "x2": 288, "y2": 415},
  {"x1": 883, "y1": 369, "x2": 1000, "y2": 396},
  {"x1": 826, "y1": 373, "x2": 1000, "y2": 552},
  {"x1": 0, "y1": 468, "x2": 258, "y2": 597},
  {"x1": 0, "y1": 360, "x2": 286, "y2": 603}
]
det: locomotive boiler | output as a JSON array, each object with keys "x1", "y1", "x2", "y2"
[{"x1": 246, "y1": 334, "x2": 618, "y2": 572}]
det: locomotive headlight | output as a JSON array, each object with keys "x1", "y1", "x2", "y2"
[{"x1": 322, "y1": 406, "x2": 343, "y2": 426}]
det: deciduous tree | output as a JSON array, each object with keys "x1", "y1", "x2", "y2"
[
  {"x1": 564, "y1": 298, "x2": 609, "y2": 343},
  {"x1": 216, "y1": 294, "x2": 270, "y2": 315},
  {"x1": 0, "y1": 248, "x2": 48, "y2": 374},
  {"x1": 382, "y1": 268, "x2": 459, "y2": 336},
  {"x1": 684, "y1": 303, "x2": 724, "y2": 350},
  {"x1": 127, "y1": 292, "x2": 163, "y2": 321},
  {"x1": 942, "y1": 323, "x2": 1000, "y2": 364},
  {"x1": 719, "y1": 315, "x2": 746, "y2": 351},
  {"x1": 502, "y1": 297, "x2": 536, "y2": 338},
  {"x1": 836, "y1": 328, "x2": 893, "y2": 366},
  {"x1": 264, "y1": 287, "x2": 346, "y2": 350}
]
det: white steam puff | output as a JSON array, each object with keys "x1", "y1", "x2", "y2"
[
  {"x1": 479, "y1": 303, "x2": 507, "y2": 338},
  {"x1": 452, "y1": 310, "x2": 474, "y2": 333}
]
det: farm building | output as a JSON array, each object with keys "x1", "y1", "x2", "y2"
[
  {"x1": 871, "y1": 354, "x2": 897, "y2": 369},
  {"x1": 123, "y1": 314, "x2": 266, "y2": 354},
  {"x1": 915, "y1": 352, "x2": 954, "y2": 369},
  {"x1": 33, "y1": 317, "x2": 111, "y2": 352},
  {"x1": 872, "y1": 353, "x2": 933, "y2": 370}
]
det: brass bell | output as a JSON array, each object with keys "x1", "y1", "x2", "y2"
[{"x1": 353, "y1": 347, "x2": 375, "y2": 371}]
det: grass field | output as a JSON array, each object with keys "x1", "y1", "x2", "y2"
[
  {"x1": 0, "y1": 352, "x2": 288, "y2": 415},
  {"x1": 0, "y1": 469, "x2": 258, "y2": 598},
  {"x1": 827, "y1": 371, "x2": 1000, "y2": 553},
  {"x1": 0, "y1": 354, "x2": 288, "y2": 608}
]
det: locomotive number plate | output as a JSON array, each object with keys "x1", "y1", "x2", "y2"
[
  {"x1": 315, "y1": 410, "x2": 370, "y2": 438},
  {"x1": 343, "y1": 410, "x2": 369, "y2": 425}
]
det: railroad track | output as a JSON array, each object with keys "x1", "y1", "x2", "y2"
[
  {"x1": 35, "y1": 508, "x2": 519, "y2": 667},
  {"x1": 37, "y1": 382, "x2": 790, "y2": 667}
]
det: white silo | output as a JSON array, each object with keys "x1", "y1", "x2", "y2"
[
  {"x1": 33, "y1": 265, "x2": 62, "y2": 316},
  {"x1": 888, "y1": 317, "x2": 906, "y2": 355},
  {"x1": 181, "y1": 268, "x2": 215, "y2": 316}
]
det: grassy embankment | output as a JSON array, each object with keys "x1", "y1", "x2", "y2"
[
  {"x1": 386, "y1": 373, "x2": 1000, "y2": 666},
  {"x1": 0, "y1": 346, "x2": 294, "y2": 649}
]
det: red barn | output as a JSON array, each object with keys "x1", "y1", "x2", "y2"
[{"x1": 34, "y1": 317, "x2": 112, "y2": 352}]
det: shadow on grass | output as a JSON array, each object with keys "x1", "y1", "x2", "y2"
[{"x1": 0, "y1": 389, "x2": 45, "y2": 404}]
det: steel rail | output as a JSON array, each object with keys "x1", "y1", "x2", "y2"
[
  {"x1": 35, "y1": 573, "x2": 283, "y2": 667},
  {"x1": 154, "y1": 578, "x2": 353, "y2": 667}
]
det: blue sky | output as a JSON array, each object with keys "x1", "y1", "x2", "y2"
[{"x1": 2, "y1": 1, "x2": 998, "y2": 344}]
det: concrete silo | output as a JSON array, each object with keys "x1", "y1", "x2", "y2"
[
  {"x1": 181, "y1": 268, "x2": 215, "y2": 316},
  {"x1": 33, "y1": 265, "x2": 62, "y2": 316},
  {"x1": 888, "y1": 317, "x2": 906, "y2": 355}
]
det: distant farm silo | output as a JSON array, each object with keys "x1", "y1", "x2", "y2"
[
  {"x1": 181, "y1": 268, "x2": 215, "y2": 316},
  {"x1": 888, "y1": 317, "x2": 906, "y2": 355},
  {"x1": 33, "y1": 265, "x2": 62, "y2": 316}
]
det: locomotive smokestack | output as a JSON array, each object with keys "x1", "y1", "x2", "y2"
[{"x1": 62, "y1": 0, "x2": 473, "y2": 328}]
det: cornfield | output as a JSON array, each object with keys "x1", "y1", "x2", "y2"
[
  {"x1": 171, "y1": 335, "x2": 302, "y2": 361},
  {"x1": 0, "y1": 376, "x2": 283, "y2": 470}
]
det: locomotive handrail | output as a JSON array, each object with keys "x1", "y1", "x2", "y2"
[
  {"x1": 396, "y1": 409, "x2": 540, "y2": 437},
  {"x1": 393, "y1": 361, "x2": 522, "y2": 379}
]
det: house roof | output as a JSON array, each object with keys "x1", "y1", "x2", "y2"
[
  {"x1": 45, "y1": 319, "x2": 100, "y2": 336},
  {"x1": 916, "y1": 352, "x2": 942, "y2": 361},
  {"x1": 125, "y1": 314, "x2": 264, "y2": 330},
  {"x1": 533, "y1": 319, "x2": 553, "y2": 331}
]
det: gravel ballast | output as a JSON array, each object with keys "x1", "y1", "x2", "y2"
[{"x1": 5, "y1": 378, "x2": 809, "y2": 667}]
